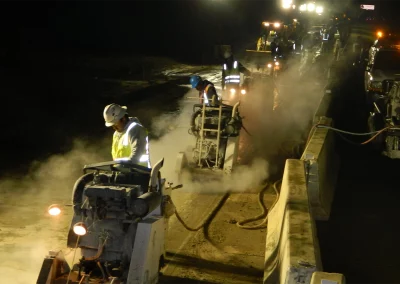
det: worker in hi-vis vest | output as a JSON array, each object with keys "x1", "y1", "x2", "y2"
[
  {"x1": 190, "y1": 75, "x2": 221, "y2": 106},
  {"x1": 103, "y1": 103, "x2": 151, "y2": 168}
]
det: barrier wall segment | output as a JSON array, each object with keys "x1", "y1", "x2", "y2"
[{"x1": 263, "y1": 159, "x2": 322, "y2": 284}]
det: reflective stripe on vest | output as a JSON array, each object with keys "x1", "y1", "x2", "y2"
[
  {"x1": 224, "y1": 74, "x2": 240, "y2": 84},
  {"x1": 203, "y1": 84, "x2": 213, "y2": 104},
  {"x1": 112, "y1": 122, "x2": 150, "y2": 167}
]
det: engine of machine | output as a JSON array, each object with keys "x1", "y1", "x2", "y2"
[{"x1": 68, "y1": 170, "x2": 160, "y2": 279}]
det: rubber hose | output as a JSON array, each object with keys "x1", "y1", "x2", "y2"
[
  {"x1": 72, "y1": 173, "x2": 94, "y2": 205},
  {"x1": 236, "y1": 179, "x2": 281, "y2": 230}
]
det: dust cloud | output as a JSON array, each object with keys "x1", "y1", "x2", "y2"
[
  {"x1": 0, "y1": 139, "x2": 110, "y2": 284},
  {"x1": 149, "y1": 88, "x2": 270, "y2": 193},
  {"x1": 238, "y1": 48, "x2": 334, "y2": 172},
  {"x1": 149, "y1": 55, "x2": 327, "y2": 194}
]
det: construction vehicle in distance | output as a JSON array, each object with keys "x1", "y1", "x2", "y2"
[
  {"x1": 37, "y1": 158, "x2": 176, "y2": 284},
  {"x1": 246, "y1": 19, "x2": 305, "y2": 80},
  {"x1": 175, "y1": 97, "x2": 243, "y2": 181},
  {"x1": 257, "y1": 21, "x2": 285, "y2": 52}
]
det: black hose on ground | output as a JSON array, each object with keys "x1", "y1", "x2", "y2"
[
  {"x1": 172, "y1": 192, "x2": 230, "y2": 232},
  {"x1": 236, "y1": 179, "x2": 281, "y2": 230}
]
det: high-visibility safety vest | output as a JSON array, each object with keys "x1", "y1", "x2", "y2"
[
  {"x1": 202, "y1": 84, "x2": 220, "y2": 105},
  {"x1": 223, "y1": 61, "x2": 240, "y2": 84},
  {"x1": 112, "y1": 121, "x2": 151, "y2": 168}
]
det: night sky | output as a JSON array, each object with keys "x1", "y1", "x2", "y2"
[
  {"x1": 0, "y1": 0, "x2": 278, "y2": 62},
  {"x1": 1, "y1": 0, "x2": 399, "y2": 64}
]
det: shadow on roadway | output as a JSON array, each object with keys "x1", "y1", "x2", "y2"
[
  {"x1": 164, "y1": 251, "x2": 263, "y2": 278},
  {"x1": 159, "y1": 275, "x2": 217, "y2": 284}
]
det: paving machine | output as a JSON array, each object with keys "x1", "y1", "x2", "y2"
[
  {"x1": 175, "y1": 99, "x2": 243, "y2": 180},
  {"x1": 257, "y1": 21, "x2": 285, "y2": 52},
  {"x1": 37, "y1": 159, "x2": 175, "y2": 284},
  {"x1": 368, "y1": 79, "x2": 400, "y2": 159}
]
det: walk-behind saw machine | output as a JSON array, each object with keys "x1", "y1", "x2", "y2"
[
  {"x1": 175, "y1": 99, "x2": 243, "y2": 181},
  {"x1": 37, "y1": 159, "x2": 176, "y2": 284}
]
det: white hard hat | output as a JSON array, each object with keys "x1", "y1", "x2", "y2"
[{"x1": 103, "y1": 103, "x2": 127, "y2": 127}]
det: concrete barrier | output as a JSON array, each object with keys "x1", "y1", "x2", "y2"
[
  {"x1": 313, "y1": 90, "x2": 334, "y2": 125},
  {"x1": 264, "y1": 159, "x2": 322, "y2": 284},
  {"x1": 311, "y1": 272, "x2": 346, "y2": 284},
  {"x1": 301, "y1": 116, "x2": 339, "y2": 221}
]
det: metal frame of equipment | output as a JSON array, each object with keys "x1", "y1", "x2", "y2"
[
  {"x1": 175, "y1": 98, "x2": 242, "y2": 181},
  {"x1": 37, "y1": 159, "x2": 175, "y2": 284}
]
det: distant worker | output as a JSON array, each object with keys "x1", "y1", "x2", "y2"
[
  {"x1": 190, "y1": 75, "x2": 220, "y2": 106},
  {"x1": 321, "y1": 28, "x2": 331, "y2": 54},
  {"x1": 337, "y1": 13, "x2": 351, "y2": 44},
  {"x1": 103, "y1": 103, "x2": 151, "y2": 168},
  {"x1": 270, "y1": 38, "x2": 279, "y2": 56},
  {"x1": 221, "y1": 51, "x2": 250, "y2": 90}
]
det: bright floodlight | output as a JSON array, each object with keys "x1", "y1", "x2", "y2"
[
  {"x1": 267, "y1": 63, "x2": 272, "y2": 68},
  {"x1": 377, "y1": 31, "x2": 383, "y2": 38},
  {"x1": 307, "y1": 3, "x2": 315, "y2": 11},
  {"x1": 241, "y1": 89, "x2": 246, "y2": 95},
  {"x1": 48, "y1": 204, "x2": 61, "y2": 216},
  {"x1": 275, "y1": 61, "x2": 280, "y2": 66},
  {"x1": 230, "y1": 88, "x2": 236, "y2": 94},
  {"x1": 299, "y1": 4, "x2": 306, "y2": 11},
  {"x1": 73, "y1": 222, "x2": 88, "y2": 236},
  {"x1": 274, "y1": 22, "x2": 281, "y2": 28},
  {"x1": 263, "y1": 22, "x2": 270, "y2": 27},
  {"x1": 316, "y1": 6, "x2": 323, "y2": 14},
  {"x1": 282, "y1": 0, "x2": 292, "y2": 9}
]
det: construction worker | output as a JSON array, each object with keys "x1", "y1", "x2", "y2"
[
  {"x1": 270, "y1": 38, "x2": 279, "y2": 56},
  {"x1": 221, "y1": 51, "x2": 251, "y2": 89},
  {"x1": 337, "y1": 13, "x2": 351, "y2": 45},
  {"x1": 190, "y1": 75, "x2": 220, "y2": 106},
  {"x1": 103, "y1": 103, "x2": 151, "y2": 168},
  {"x1": 222, "y1": 51, "x2": 240, "y2": 90}
]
